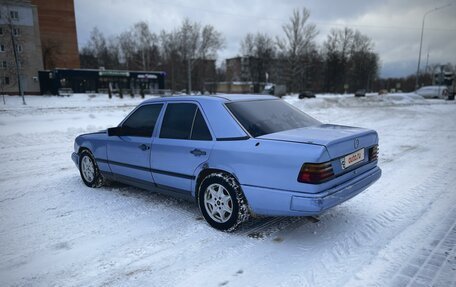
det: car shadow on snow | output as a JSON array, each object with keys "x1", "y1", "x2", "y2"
[
  {"x1": 93, "y1": 181, "x2": 362, "y2": 240},
  {"x1": 99, "y1": 181, "x2": 201, "y2": 217}
]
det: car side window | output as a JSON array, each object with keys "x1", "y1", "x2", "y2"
[
  {"x1": 122, "y1": 104, "x2": 163, "y2": 137},
  {"x1": 160, "y1": 103, "x2": 212, "y2": 141},
  {"x1": 160, "y1": 103, "x2": 197, "y2": 139},
  {"x1": 191, "y1": 109, "x2": 212, "y2": 141}
]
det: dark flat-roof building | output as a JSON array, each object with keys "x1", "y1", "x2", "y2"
[{"x1": 39, "y1": 68, "x2": 166, "y2": 95}]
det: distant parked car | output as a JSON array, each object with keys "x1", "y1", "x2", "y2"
[
  {"x1": 415, "y1": 86, "x2": 449, "y2": 99},
  {"x1": 298, "y1": 91, "x2": 316, "y2": 99},
  {"x1": 72, "y1": 95, "x2": 381, "y2": 231},
  {"x1": 355, "y1": 89, "x2": 366, "y2": 97}
]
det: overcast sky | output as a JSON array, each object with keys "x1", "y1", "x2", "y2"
[{"x1": 74, "y1": 0, "x2": 456, "y2": 78}]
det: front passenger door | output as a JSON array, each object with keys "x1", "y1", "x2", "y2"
[{"x1": 107, "y1": 103, "x2": 163, "y2": 183}]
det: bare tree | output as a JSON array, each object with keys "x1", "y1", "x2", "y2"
[
  {"x1": 277, "y1": 8, "x2": 318, "y2": 92},
  {"x1": 178, "y1": 19, "x2": 200, "y2": 94},
  {"x1": 240, "y1": 32, "x2": 276, "y2": 84},
  {"x1": 133, "y1": 22, "x2": 151, "y2": 70},
  {"x1": 176, "y1": 18, "x2": 223, "y2": 94},
  {"x1": 159, "y1": 29, "x2": 181, "y2": 92},
  {"x1": 131, "y1": 22, "x2": 160, "y2": 70},
  {"x1": 0, "y1": 69, "x2": 9, "y2": 104},
  {"x1": 199, "y1": 25, "x2": 224, "y2": 60},
  {"x1": 349, "y1": 31, "x2": 378, "y2": 91},
  {"x1": 195, "y1": 24, "x2": 223, "y2": 93},
  {"x1": 80, "y1": 27, "x2": 123, "y2": 69},
  {"x1": 240, "y1": 33, "x2": 255, "y2": 56},
  {"x1": 106, "y1": 36, "x2": 122, "y2": 68},
  {"x1": 323, "y1": 29, "x2": 349, "y2": 92},
  {"x1": 118, "y1": 30, "x2": 135, "y2": 69},
  {"x1": 79, "y1": 46, "x2": 98, "y2": 68},
  {"x1": 337, "y1": 27, "x2": 355, "y2": 91},
  {"x1": 323, "y1": 27, "x2": 378, "y2": 92},
  {"x1": 41, "y1": 38, "x2": 61, "y2": 70},
  {"x1": 89, "y1": 27, "x2": 109, "y2": 67},
  {"x1": 80, "y1": 27, "x2": 106, "y2": 68}
]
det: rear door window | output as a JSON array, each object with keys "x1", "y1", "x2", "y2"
[{"x1": 160, "y1": 103, "x2": 212, "y2": 140}]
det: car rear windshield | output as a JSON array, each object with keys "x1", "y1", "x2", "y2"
[{"x1": 226, "y1": 99, "x2": 320, "y2": 137}]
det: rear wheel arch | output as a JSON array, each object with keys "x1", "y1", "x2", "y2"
[{"x1": 195, "y1": 168, "x2": 240, "y2": 199}]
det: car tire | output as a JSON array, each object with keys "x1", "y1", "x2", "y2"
[
  {"x1": 198, "y1": 173, "x2": 250, "y2": 231},
  {"x1": 79, "y1": 150, "x2": 104, "y2": 188}
]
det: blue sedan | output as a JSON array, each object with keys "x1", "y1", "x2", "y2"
[{"x1": 72, "y1": 95, "x2": 381, "y2": 231}]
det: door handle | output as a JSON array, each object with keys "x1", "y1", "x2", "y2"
[
  {"x1": 138, "y1": 144, "x2": 150, "y2": 151},
  {"x1": 190, "y1": 148, "x2": 206, "y2": 156}
]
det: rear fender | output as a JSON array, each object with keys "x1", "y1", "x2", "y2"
[{"x1": 192, "y1": 162, "x2": 239, "y2": 198}]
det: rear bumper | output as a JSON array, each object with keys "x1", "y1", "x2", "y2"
[
  {"x1": 71, "y1": 152, "x2": 79, "y2": 167},
  {"x1": 242, "y1": 166, "x2": 381, "y2": 216}
]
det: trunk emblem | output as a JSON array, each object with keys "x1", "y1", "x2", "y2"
[{"x1": 354, "y1": 138, "x2": 360, "y2": 149}]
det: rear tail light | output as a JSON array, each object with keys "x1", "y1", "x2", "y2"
[
  {"x1": 298, "y1": 162, "x2": 334, "y2": 184},
  {"x1": 369, "y1": 145, "x2": 379, "y2": 161}
]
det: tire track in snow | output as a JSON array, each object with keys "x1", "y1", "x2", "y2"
[
  {"x1": 312, "y1": 164, "x2": 453, "y2": 286},
  {"x1": 346, "y1": 170, "x2": 456, "y2": 286},
  {"x1": 237, "y1": 216, "x2": 313, "y2": 238},
  {"x1": 178, "y1": 158, "x2": 455, "y2": 287}
]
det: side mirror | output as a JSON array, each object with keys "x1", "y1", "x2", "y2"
[{"x1": 107, "y1": 127, "x2": 123, "y2": 136}]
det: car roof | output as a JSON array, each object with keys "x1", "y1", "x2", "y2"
[
  {"x1": 142, "y1": 94, "x2": 276, "y2": 104},
  {"x1": 139, "y1": 94, "x2": 277, "y2": 139}
]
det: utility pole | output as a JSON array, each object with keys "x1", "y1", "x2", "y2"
[{"x1": 425, "y1": 49, "x2": 430, "y2": 74}]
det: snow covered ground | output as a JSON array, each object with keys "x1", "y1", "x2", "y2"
[{"x1": 0, "y1": 93, "x2": 455, "y2": 287}]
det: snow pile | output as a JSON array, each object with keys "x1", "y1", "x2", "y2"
[
  {"x1": 283, "y1": 92, "x2": 431, "y2": 110},
  {"x1": 1, "y1": 93, "x2": 159, "y2": 110}
]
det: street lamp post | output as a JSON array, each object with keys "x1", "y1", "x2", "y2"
[{"x1": 415, "y1": 3, "x2": 453, "y2": 89}]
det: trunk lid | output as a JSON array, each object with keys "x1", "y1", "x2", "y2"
[{"x1": 257, "y1": 124, "x2": 378, "y2": 159}]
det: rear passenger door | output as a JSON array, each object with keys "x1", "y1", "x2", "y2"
[{"x1": 151, "y1": 102, "x2": 214, "y2": 193}]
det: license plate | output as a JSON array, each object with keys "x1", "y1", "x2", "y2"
[{"x1": 340, "y1": 149, "x2": 364, "y2": 169}]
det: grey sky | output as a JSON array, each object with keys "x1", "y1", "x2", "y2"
[{"x1": 74, "y1": 0, "x2": 456, "y2": 78}]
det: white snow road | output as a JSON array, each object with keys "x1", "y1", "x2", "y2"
[{"x1": 0, "y1": 94, "x2": 455, "y2": 287}]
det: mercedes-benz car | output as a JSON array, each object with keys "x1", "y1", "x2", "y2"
[{"x1": 72, "y1": 95, "x2": 381, "y2": 231}]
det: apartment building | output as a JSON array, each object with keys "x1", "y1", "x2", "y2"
[{"x1": 0, "y1": 0, "x2": 43, "y2": 94}]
